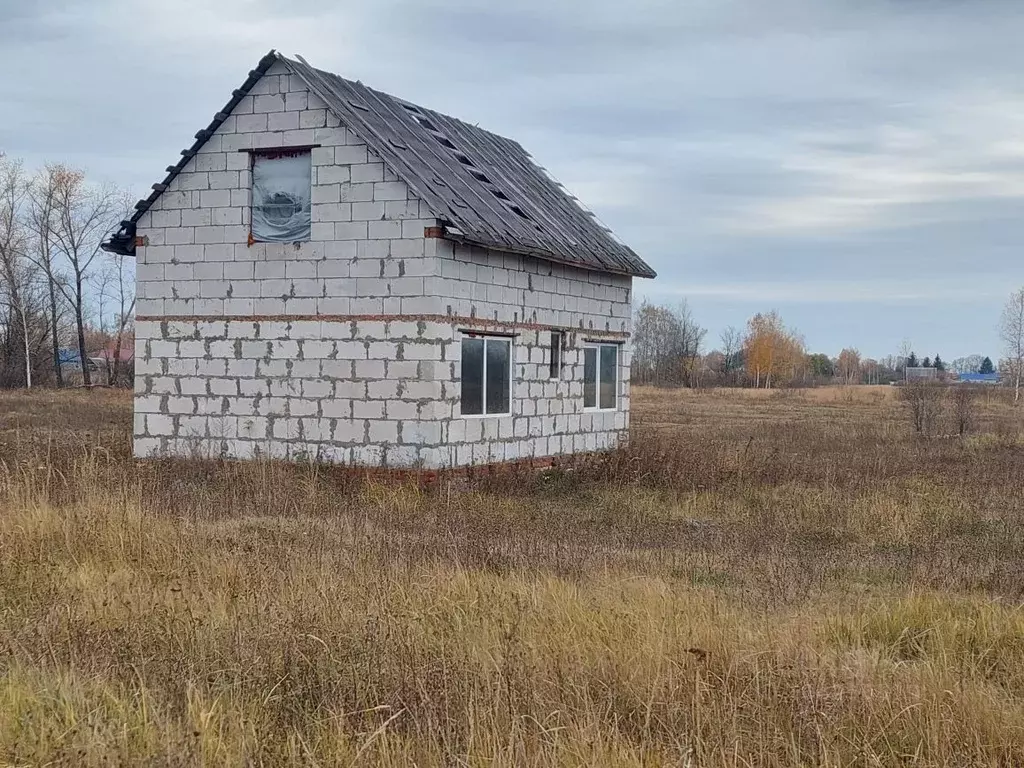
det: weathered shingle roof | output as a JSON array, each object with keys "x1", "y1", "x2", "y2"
[{"x1": 106, "y1": 50, "x2": 655, "y2": 279}]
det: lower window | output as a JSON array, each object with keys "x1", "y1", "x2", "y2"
[
  {"x1": 583, "y1": 343, "x2": 618, "y2": 410},
  {"x1": 461, "y1": 335, "x2": 511, "y2": 416}
]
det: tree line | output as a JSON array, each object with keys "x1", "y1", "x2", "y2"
[
  {"x1": 0, "y1": 155, "x2": 133, "y2": 388},
  {"x1": 633, "y1": 288, "x2": 1024, "y2": 394}
]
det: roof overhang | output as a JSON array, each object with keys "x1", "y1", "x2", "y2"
[{"x1": 440, "y1": 225, "x2": 654, "y2": 279}]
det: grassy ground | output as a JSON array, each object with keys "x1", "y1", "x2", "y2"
[{"x1": 1, "y1": 386, "x2": 1023, "y2": 766}]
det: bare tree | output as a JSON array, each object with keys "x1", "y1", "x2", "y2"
[
  {"x1": 25, "y1": 165, "x2": 68, "y2": 387},
  {"x1": 1000, "y1": 287, "x2": 1024, "y2": 404},
  {"x1": 96, "y1": 250, "x2": 136, "y2": 385},
  {"x1": 950, "y1": 385, "x2": 978, "y2": 436},
  {"x1": 720, "y1": 325, "x2": 741, "y2": 382},
  {"x1": 49, "y1": 167, "x2": 122, "y2": 386},
  {"x1": 898, "y1": 339, "x2": 913, "y2": 375},
  {"x1": 899, "y1": 381, "x2": 945, "y2": 436},
  {"x1": 836, "y1": 347, "x2": 862, "y2": 385},
  {"x1": 632, "y1": 300, "x2": 706, "y2": 387},
  {"x1": 0, "y1": 157, "x2": 33, "y2": 388},
  {"x1": 950, "y1": 354, "x2": 983, "y2": 375}
]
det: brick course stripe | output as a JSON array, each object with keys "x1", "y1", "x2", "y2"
[{"x1": 136, "y1": 313, "x2": 630, "y2": 338}]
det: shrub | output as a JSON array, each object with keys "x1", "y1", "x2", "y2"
[
  {"x1": 898, "y1": 381, "x2": 946, "y2": 435},
  {"x1": 950, "y1": 385, "x2": 980, "y2": 436}
]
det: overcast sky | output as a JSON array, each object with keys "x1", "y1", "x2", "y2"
[{"x1": 2, "y1": 0, "x2": 1022, "y2": 360}]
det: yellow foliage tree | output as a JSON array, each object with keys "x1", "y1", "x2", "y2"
[{"x1": 743, "y1": 311, "x2": 805, "y2": 388}]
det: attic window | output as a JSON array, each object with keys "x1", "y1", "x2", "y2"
[
  {"x1": 416, "y1": 117, "x2": 439, "y2": 132},
  {"x1": 454, "y1": 153, "x2": 474, "y2": 167},
  {"x1": 509, "y1": 205, "x2": 530, "y2": 220},
  {"x1": 491, "y1": 188, "x2": 510, "y2": 201},
  {"x1": 251, "y1": 151, "x2": 311, "y2": 242},
  {"x1": 469, "y1": 169, "x2": 491, "y2": 184}
]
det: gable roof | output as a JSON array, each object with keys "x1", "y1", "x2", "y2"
[{"x1": 104, "y1": 50, "x2": 655, "y2": 279}]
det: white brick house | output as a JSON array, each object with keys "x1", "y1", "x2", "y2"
[{"x1": 104, "y1": 51, "x2": 656, "y2": 468}]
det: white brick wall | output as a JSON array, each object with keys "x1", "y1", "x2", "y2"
[
  {"x1": 426, "y1": 240, "x2": 633, "y2": 466},
  {"x1": 135, "y1": 318, "x2": 454, "y2": 465},
  {"x1": 431, "y1": 240, "x2": 632, "y2": 333}
]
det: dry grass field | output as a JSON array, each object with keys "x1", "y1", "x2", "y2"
[{"x1": 1, "y1": 385, "x2": 1024, "y2": 766}]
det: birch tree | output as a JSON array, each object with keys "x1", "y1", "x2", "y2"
[
  {"x1": 0, "y1": 157, "x2": 33, "y2": 387},
  {"x1": 25, "y1": 165, "x2": 66, "y2": 386},
  {"x1": 49, "y1": 167, "x2": 121, "y2": 386},
  {"x1": 1000, "y1": 287, "x2": 1024, "y2": 404}
]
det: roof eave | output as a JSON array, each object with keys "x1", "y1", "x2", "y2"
[
  {"x1": 100, "y1": 222, "x2": 137, "y2": 257},
  {"x1": 441, "y1": 228, "x2": 656, "y2": 279}
]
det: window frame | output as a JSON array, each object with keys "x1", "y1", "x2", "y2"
[
  {"x1": 460, "y1": 333, "x2": 514, "y2": 418},
  {"x1": 549, "y1": 331, "x2": 563, "y2": 381},
  {"x1": 582, "y1": 342, "x2": 619, "y2": 412},
  {"x1": 246, "y1": 146, "x2": 315, "y2": 245}
]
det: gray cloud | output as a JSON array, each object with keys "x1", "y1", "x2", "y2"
[{"x1": 1, "y1": 0, "x2": 1022, "y2": 358}]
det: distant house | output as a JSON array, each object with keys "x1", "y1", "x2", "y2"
[
  {"x1": 96, "y1": 340, "x2": 135, "y2": 369},
  {"x1": 58, "y1": 349, "x2": 98, "y2": 381},
  {"x1": 102, "y1": 50, "x2": 656, "y2": 467},
  {"x1": 956, "y1": 373, "x2": 1000, "y2": 385},
  {"x1": 59, "y1": 345, "x2": 133, "y2": 384},
  {"x1": 905, "y1": 366, "x2": 938, "y2": 382}
]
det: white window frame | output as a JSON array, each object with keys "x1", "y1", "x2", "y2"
[
  {"x1": 549, "y1": 331, "x2": 563, "y2": 381},
  {"x1": 460, "y1": 334, "x2": 514, "y2": 418},
  {"x1": 582, "y1": 342, "x2": 619, "y2": 412}
]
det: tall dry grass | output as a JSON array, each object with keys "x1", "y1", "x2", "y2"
[{"x1": 1, "y1": 387, "x2": 1023, "y2": 766}]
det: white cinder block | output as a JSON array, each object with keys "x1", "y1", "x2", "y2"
[
  {"x1": 236, "y1": 113, "x2": 268, "y2": 133},
  {"x1": 334, "y1": 145, "x2": 368, "y2": 165},
  {"x1": 300, "y1": 108, "x2": 326, "y2": 128},
  {"x1": 268, "y1": 111, "x2": 299, "y2": 131},
  {"x1": 368, "y1": 421, "x2": 398, "y2": 443},
  {"x1": 341, "y1": 183, "x2": 374, "y2": 203},
  {"x1": 368, "y1": 220, "x2": 401, "y2": 239},
  {"x1": 373, "y1": 181, "x2": 408, "y2": 201},
  {"x1": 315, "y1": 202, "x2": 351, "y2": 222},
  {"x1": 351, "y1": 163, "x2": 384, "y2": 183},
  {"x1": 254, "y1": 93, "x2": 286, "y2": 113},
  {"x1": 335, "y1": 221, "x2": 368, "y2": 240},
  {"x1": 316, "y1": 165, "x2": 349, "y2": 186}
]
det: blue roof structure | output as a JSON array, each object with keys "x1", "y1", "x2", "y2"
[
  {"x1": 58, "y1": 348, "x2": 81, "y2": 365},
  {"x1": 958, "y1": 373, "x2": 1000, "y2": 384}
]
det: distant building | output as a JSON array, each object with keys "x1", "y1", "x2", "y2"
[
  {"x1": 96, "y1": 340, "x2": 135, "y2": 368},
  {"x1": 956, "y1": 373, "x2": 1001, "y2": 385},
  {"x1": 58, "y1": 349, "x2": 98, "y2": 385},
  {"x1": 905, "y1": 366, "x2": 938, "y2": 382}
]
